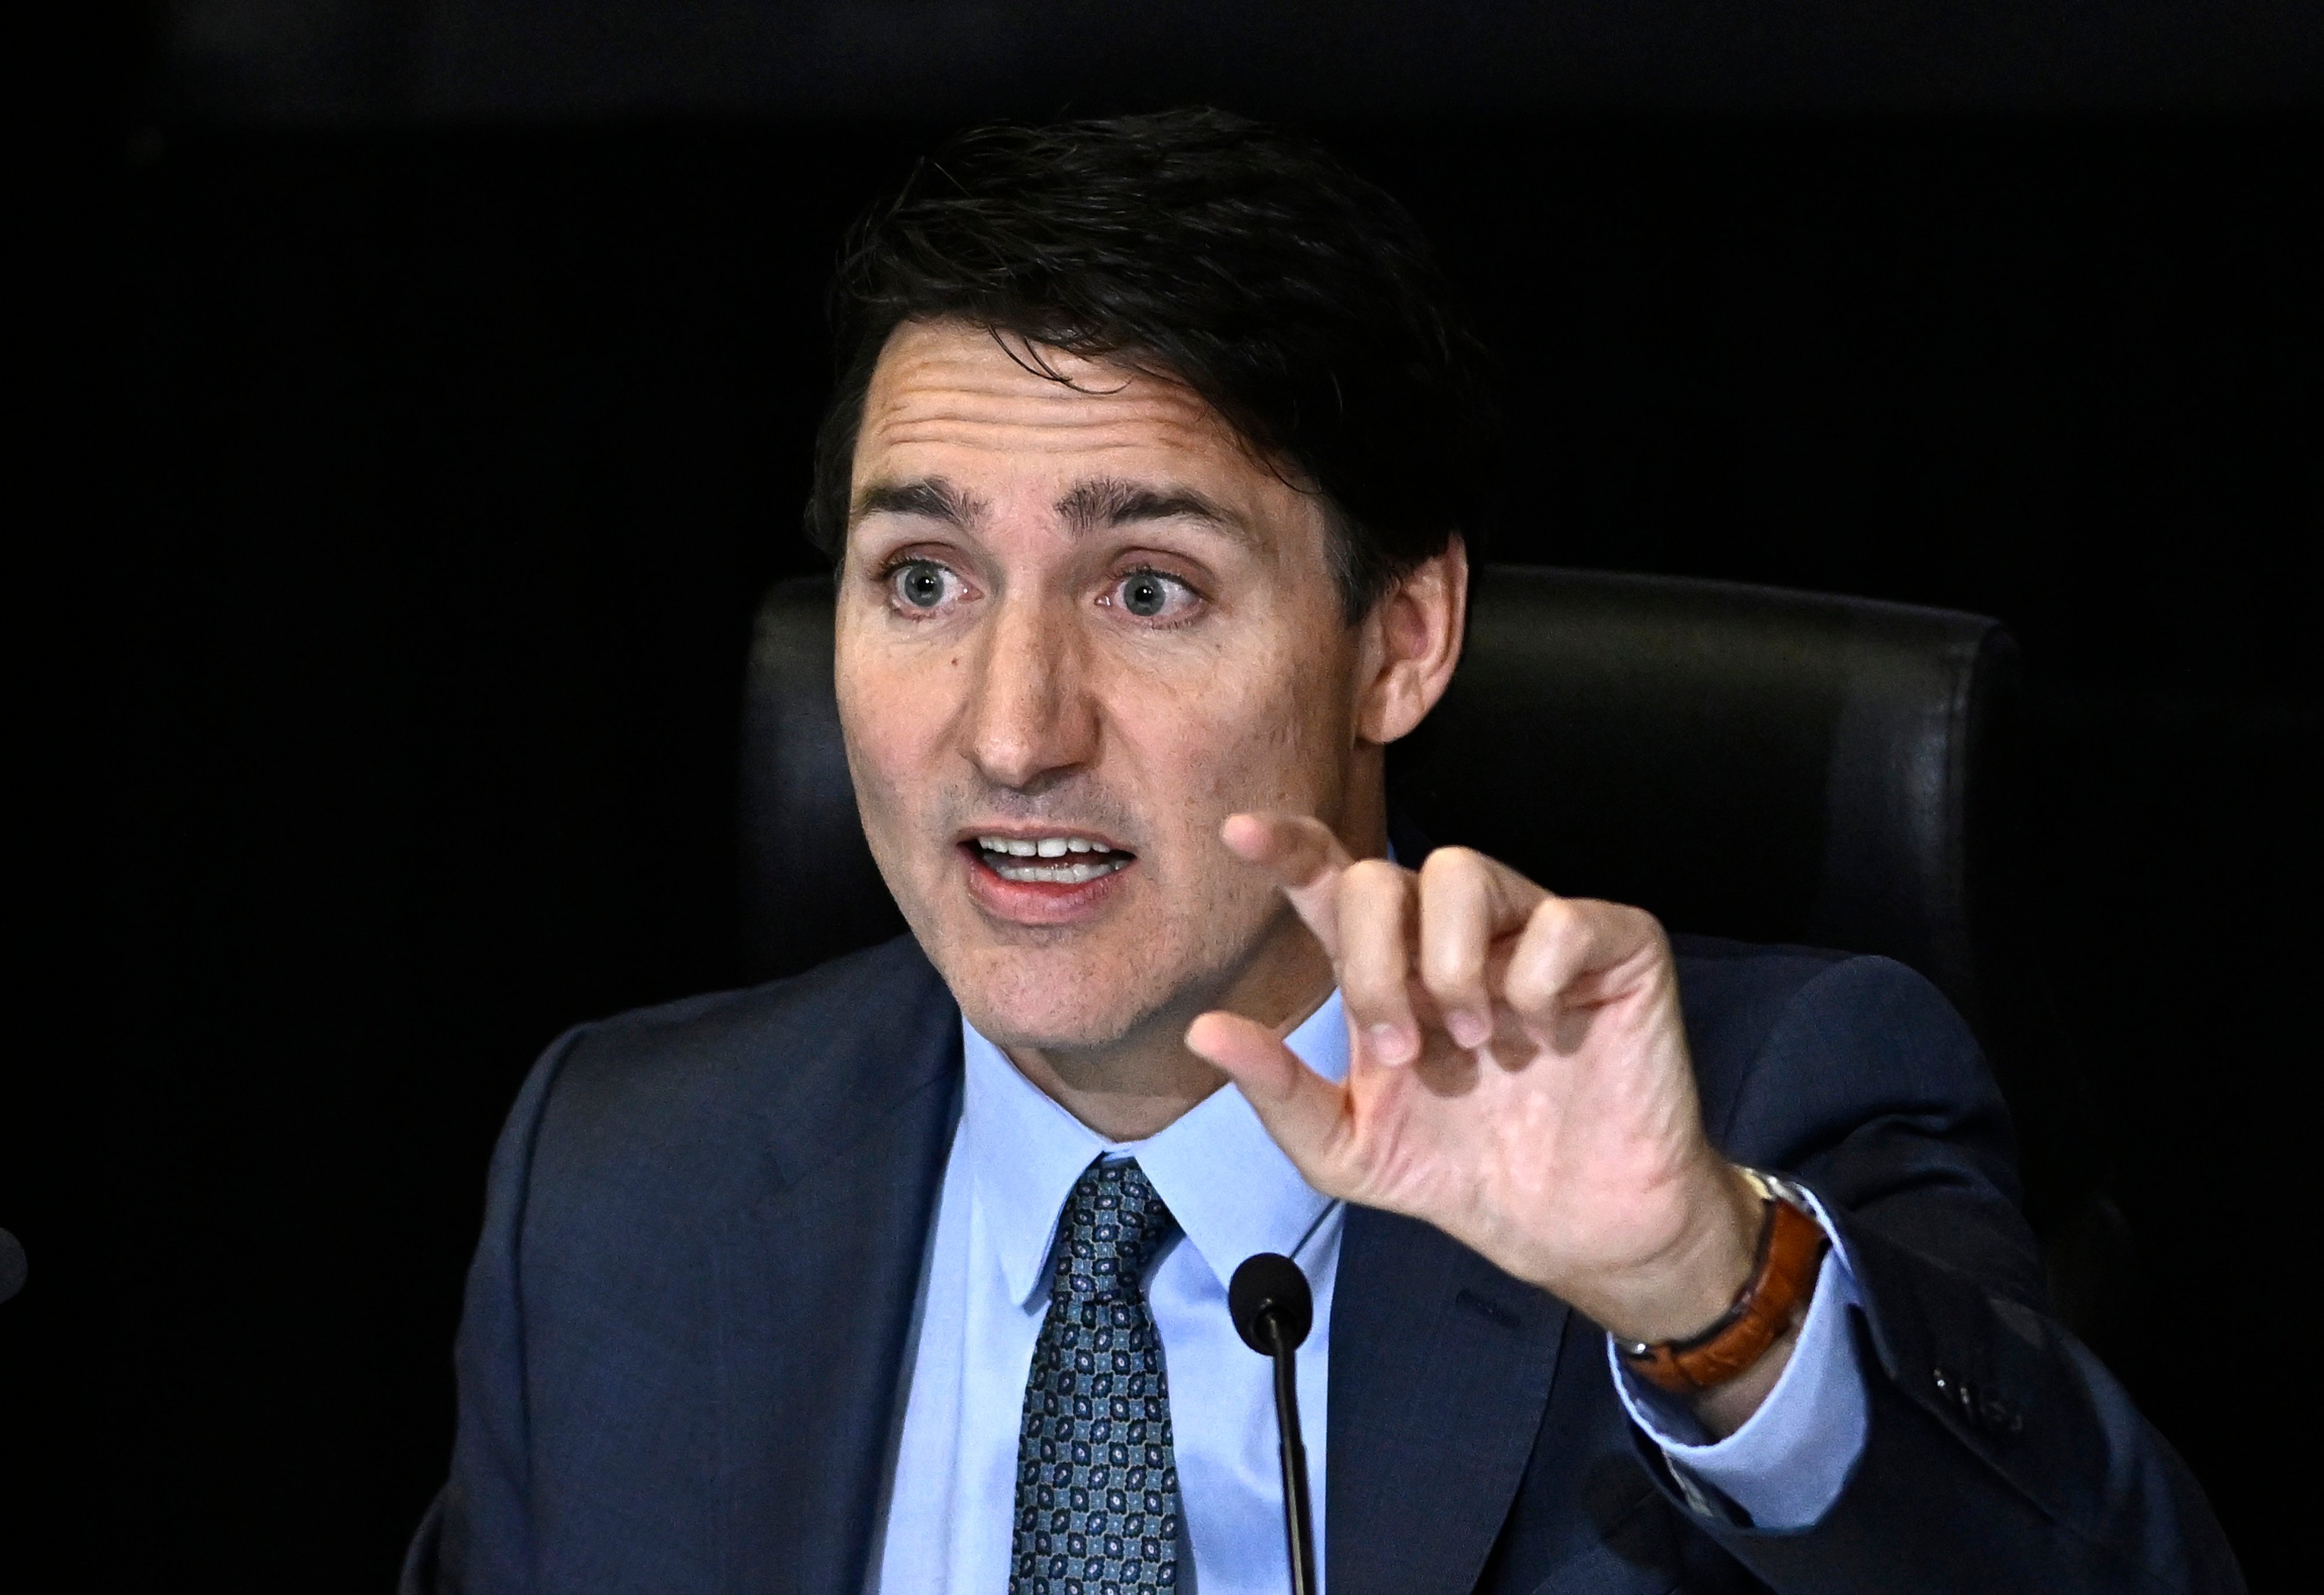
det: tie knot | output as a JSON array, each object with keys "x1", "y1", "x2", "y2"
[{"x1": 1052, "y1": 1158, "x2": 1178, "y2": 1304}]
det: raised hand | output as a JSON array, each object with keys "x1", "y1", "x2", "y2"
[{"x1": 1185, "y1": 814, "x2": 1766, "y2": 1354}]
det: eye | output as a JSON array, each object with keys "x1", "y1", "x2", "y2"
[
  {"x1": 1122, "y1": 572, "x2": 1169, "y2": 617},
  {"x1": 1106, "y1": 568, "x2": 1199, "y2": 623},
  {"x1": 885, "y1": 559, "x2": 962, "y2": 613}
]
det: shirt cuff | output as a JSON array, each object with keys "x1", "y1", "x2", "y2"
[{"x1": 1604, "y1": 1188, "x2": 1867, "y2": 1530}]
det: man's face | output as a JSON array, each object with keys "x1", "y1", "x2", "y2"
[{"x1": 834, "y1": 319, "x2": 1368, "y2": 1052}]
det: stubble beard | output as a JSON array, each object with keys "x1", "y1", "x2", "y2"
[{"x1": 878, "y1": 813, "x2": 1287, "y2": 1059}]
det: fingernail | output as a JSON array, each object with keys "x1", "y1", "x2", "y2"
[
  {"x1": 1367, "y1": 1022, "x2": 1418, "y2": 1065},
  {"x1": 1447, "y1": 1010, "x2": 1491, "y2": 1050}
]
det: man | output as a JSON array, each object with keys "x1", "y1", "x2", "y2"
[{"x1": 406, "y1": 110, "x2": 2239, "y2": 1593}]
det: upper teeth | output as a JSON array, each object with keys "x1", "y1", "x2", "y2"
[{"x1": 977, "y1": 835, "x2": 1114, "y2": 857}]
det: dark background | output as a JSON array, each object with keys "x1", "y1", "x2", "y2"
[{"x1": 67, "y1": 2, "x2": 2322, "y2": 1586}]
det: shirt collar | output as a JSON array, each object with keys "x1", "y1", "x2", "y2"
[{"x1": 962, "y1": 992, "x2": 1350, "y2": 1309}]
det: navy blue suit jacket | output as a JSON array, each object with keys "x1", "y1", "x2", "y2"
[{"x1": 404, "y1": 934, "x2": 2241, "y2": 1593}]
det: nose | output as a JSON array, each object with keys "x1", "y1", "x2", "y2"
[{"x1": 963, "y1": 593, "x2": 1101, "y2": 793}]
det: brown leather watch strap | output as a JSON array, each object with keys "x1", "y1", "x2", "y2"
[{"x1": 1618, "y1": 1176, "x2": 1830, "y2": 1396}]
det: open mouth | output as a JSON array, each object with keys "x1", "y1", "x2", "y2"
[{"x1": 968, "y1": 833, "x2": 1136, "y2": 886}]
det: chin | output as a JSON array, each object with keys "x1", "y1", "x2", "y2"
[
  {"x1": 943, "y1": 938, "x2": 1186, "y2": 1053},
  {"x1": 963, "y1": 1000, "x2": 1145, "y2": 1055},
  {"x1": 918, "y1": 888, "x2": 1251, "y2": 1054}
]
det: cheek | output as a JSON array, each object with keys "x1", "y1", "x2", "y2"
[
  {"x1": 1118, "y1": 630, "x2": 1354, "y2": 826},
  {"x1": 835, "y1": 632, "x2": 960, "y2": 831}
]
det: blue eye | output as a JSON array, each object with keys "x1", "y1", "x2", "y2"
[
  {"x1": 895, "y1": 562, "x2": 948, "y2": 609},
  {"x1": 1111, "y1": 569, "x2": 1196, "y2": 621}
]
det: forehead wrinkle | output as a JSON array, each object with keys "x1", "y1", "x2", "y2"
[
  {"x1": 862, "y1": 353, "x2": 1231, "y2": 444},
  {"x1": 868, "y1": 422, "x2": 1228, "y2": 461},
  {"x1": 856, "y1": 323, "x2": 1307, "y2": 543},
  {"x1": 866, "y1": 393, "x2": 1228, "y2": 439},
  {"x1": 877, "y1": 339, "x2": 1193, "y2": 399}
]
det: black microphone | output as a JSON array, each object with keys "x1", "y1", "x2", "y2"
[
  {"x1": 0, "y1": 1228, "x2": 23, "y2": 1305},
  {"x1": 1229, "y1": 1252, "x2": 1317, "y2": 1595}
]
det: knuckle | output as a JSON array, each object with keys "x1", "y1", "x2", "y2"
[
  {"x1": 1418, "y1": 847, "x2": 1490, "y2": 914},
  {"x1": 1527, "y1": 895, "x2": 1578, "y2": 941},
  {"x1": 1503, "y1": 958, "x2": 1554, "y2": 1014},
  {"x1": 1418, "y1": 845, "x2": 1487, "y2": 883},
  {"x1": 1344, "y1": 856, "x2": 1407, "y2": 897},
  {"x1": 1507, "y1": 901, "x2": 1579, "y2": 1009},
  {"x1": 1340, "y1": 863, "x2": 1412, "y2": 925}
]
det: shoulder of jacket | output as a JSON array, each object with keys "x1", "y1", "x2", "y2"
[
  {"x1": 527, "y1": 934, "x2": 959, "y2": 1199},
  {"x1": 1672, "y1": 935, "x2": 1975, "y2": 1087},
  {"x1": 566, "y1": 933, "x2": 950, "y2": 1064},
  {"x1": 1670, "y1": 933, "x2": 1853, "y2": 1068}
]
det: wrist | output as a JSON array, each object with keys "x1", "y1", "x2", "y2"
[
  {"x1": 1617, "y1": 1168, "x2": 1830, "y2": 1401},
  {"x1": 1593, "y1": 1162, "x2": 1764, "y2": 1346}
]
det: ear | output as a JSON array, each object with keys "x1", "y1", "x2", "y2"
[{"x1": 1355, "y1": 538, "x2": 1468, "y2": 746}]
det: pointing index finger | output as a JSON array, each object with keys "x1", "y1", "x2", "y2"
[{"x1": 1221, "y1": 812, "x2": 1357, "y2": 959}]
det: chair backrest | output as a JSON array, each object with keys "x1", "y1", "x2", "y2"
[
  {"x1": 741, "y1": 563, "x2": 2022, "y2": 1037},
  {"x1": 1387, "y1": 566, "x2": 2023, "y2": 1042}
]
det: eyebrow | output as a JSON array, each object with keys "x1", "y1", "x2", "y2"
[
  {"x1": 851, "y1": 475, "x2": 1256, "y2": 545},
  {"x1": 849, "y1": 477, "x2": 987, "y2": 531},
  {"x1": 1056, "y1": 477, "x2": 1254, "y2": 544}
]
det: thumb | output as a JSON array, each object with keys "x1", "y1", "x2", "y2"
[
  {"x1": 1186, "y1": 1010, "x2": 1350, "y2": 1190},
  {"x1": 1221, "y1": 813, "x2": 1355, "y2": 961}
]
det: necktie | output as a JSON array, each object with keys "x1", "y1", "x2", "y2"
[{"x1": 1010, "y1": 1157, "x2": 1183, "y2": 1593}]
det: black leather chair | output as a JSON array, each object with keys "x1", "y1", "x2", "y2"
[{"x1": 737, "y1": 564, "x2": 2125, "y2": 1335}]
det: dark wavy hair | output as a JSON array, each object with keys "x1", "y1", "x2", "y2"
[{"x1": 806, "y1": 107, "x2": 1494, "y2": 620}]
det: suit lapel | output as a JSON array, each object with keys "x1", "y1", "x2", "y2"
[
  {"x1": 709, "y1": 950, "x2": 964, "y2": 1595},
  {"x1": 1328, "y1": 1206, "x2": 1573, "y2": 1595}
]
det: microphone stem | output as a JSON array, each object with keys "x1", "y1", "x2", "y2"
[{"x1": 1267, "y1": 1314, "x2": 1318, "y2": 1595}]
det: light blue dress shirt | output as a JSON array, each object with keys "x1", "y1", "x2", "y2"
[{"x1": 867, "y1": 991, "x2": 1867, "y2": 1592}]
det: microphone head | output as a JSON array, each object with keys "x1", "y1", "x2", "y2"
[{"x1": 1228, "y1": 1252, "x2": 1313, "y2": 1356}]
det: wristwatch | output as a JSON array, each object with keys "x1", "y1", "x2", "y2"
[{"x1": 1616, "y1": 1168, "x2": 1830, "y2": 1396}]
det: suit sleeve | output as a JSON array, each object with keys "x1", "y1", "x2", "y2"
[
  {"x1": 1630, "y1": 954, "x2": 2245, "y2": 1595},
  {"x1": 401, "y1": 1027, "x2": 588, "y2": 1595}
]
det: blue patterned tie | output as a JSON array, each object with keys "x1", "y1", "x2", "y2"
[{"x1": 1010, "y1": 1157, "x2": 1183, "y2": 1593}]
